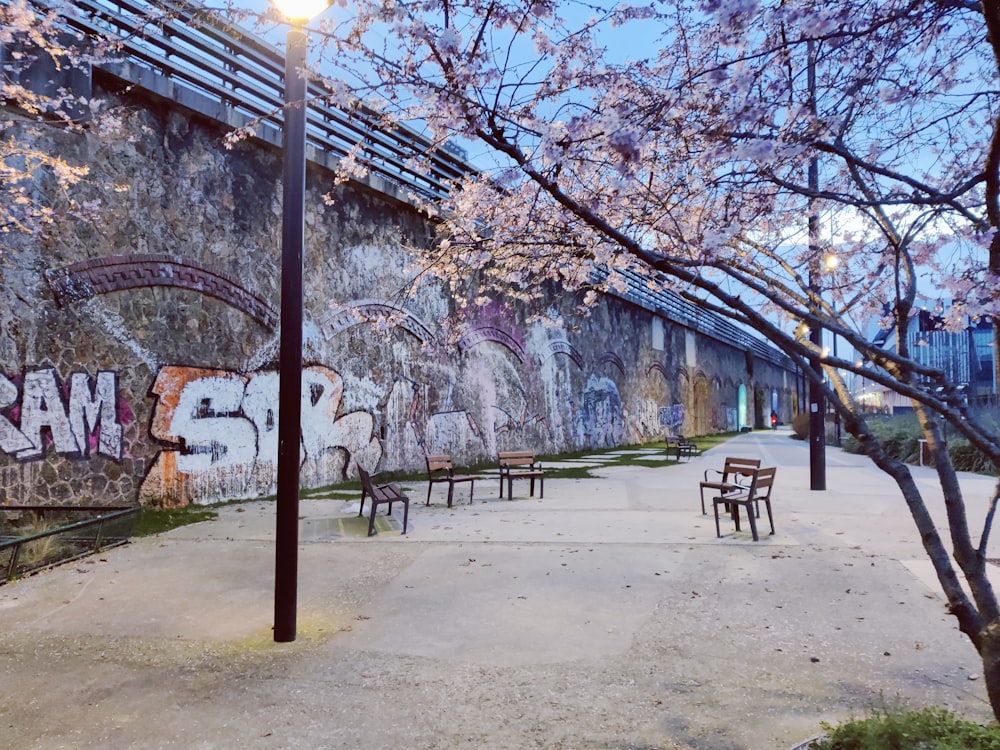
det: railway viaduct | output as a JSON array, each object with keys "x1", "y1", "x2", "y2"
[{"x1": 0, "y1": 0, "x2": 799, "y2": 507}]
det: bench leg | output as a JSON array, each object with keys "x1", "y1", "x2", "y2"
[
  {"x1": 507, "y1": 475, "x2": 513, "y2": 500},
  {"x1": 367, "y1": 504, "x2": 378, "y2": 537},
  {"x1": 468, "y1": 480, "x2": 475, "y2": 504},
  {"x1": 714, "y1": 501, "x2": 722, "y2": 538},
  {"x1": 747, "y1": 504, "x2": 759, "y2": 542},
  {"x1": 401, "y1": 499, "x2": 409, "y2": 534},
  {"x1": 529, "y1": 477, "x2": 535, "y2": 497},
  {"x1": 447, "y1": 483, "x2": 455, "y2": 508},
  {"x1": 426, "y1": 482, "x2": 432, "y2": 506},
  {"x1": 359, "y1": 487, "x2": 367, "y2": 517},
  {"x1": 499, "y1": 475, "x2": 504, "y2": 499},
  {"x1": 763, "y1": 500, "x2": 774, "y2": 536}
]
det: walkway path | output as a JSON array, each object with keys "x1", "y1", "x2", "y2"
[{"x1": 1, "y1": 430, "x2": 996, "y2": 749}]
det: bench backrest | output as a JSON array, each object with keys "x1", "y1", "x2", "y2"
[
  {"x1": 749, "y1": 466, "x2": 777, "y2": 498},
  {"x1": 358, "y1": 465, "x2": 378, "y2": 497},
  {"x1": 499, "y1": 451, "x2": 535, "y2": 468},
  {"x1": 721, "y1": 456, "x2": 761, "y2": 482},
  {"x1": 358, "y1": 465, "x2": 395, "y2": 501},
  {"x1": 426, "y1": 455, "x2": 454, "y2": 474}
]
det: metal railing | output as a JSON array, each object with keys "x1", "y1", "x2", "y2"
[
  {"x1": 595, "y1": 267, "x2": 793, "y2": 367},
  {"x1": 46, "y1": 0, "x2": 472, "y2": 201},
  {"x1": 1, "y1": 506, "x2": 139, "y2": 583}
]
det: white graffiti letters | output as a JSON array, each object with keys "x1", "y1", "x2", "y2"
[
  {"x1": 0, "y1": 368, "x2": 124, "y2": 460},
  {"x1": 0, "y1": 374, "x2": 35, "y2": 454},
  {"x1": 170, "y1": 376, "x2": 257, "y2": 473},
  {"x1": 69, "y1": 372, "x2": 124, "y2": 459},
  {"x1": 140, "y1": 365, "x2": 383, "y2": 506}
]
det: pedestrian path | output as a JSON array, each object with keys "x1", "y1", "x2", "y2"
[{"x1": 0, "y1": 429, "x2": 994, "y2": 749}]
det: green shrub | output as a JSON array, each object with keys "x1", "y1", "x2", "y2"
[
  {"x1": 838, "y1": 415, "x2": 995, "y2": 474},
  {"x1": 790, "y1": 412, "x2": 841, "y2": 446},
  {"x1": 809, "y1": 705, "x2": 1000, "y2": 749},
  {"x1": 842, "y1": 433, "x2": 864, "y2": 454},
  {"x1": 838, "y1": 415, "x2": 920, "y2": 463},
  {"x1": 949, "y1": 440, "x2": 996, "y2": 474},
  {"x1": 791, "y1": 411, "x2": 809, "y2": 441}
]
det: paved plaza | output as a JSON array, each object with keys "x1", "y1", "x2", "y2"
[{"x1": 1, "y1": 430, "x2": 997, "y2": 749}]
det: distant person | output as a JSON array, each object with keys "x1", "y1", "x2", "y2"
[{"x1": 770, "y1": 410, "x2": 778, "y2": 430}]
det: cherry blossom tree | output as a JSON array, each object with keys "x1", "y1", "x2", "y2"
[
  {"x1": 0, "y1": 0, "x2": 123, "y2": 238},
  {"x1": 10, "y1": 0, "x2": 1000, "y2": 719},
  {"x1": 287, "y1": 0, "x2": 1000, "y2": 717}
]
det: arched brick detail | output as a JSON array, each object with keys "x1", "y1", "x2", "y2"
[
  {"x1": 44, "y1": 254, "x2": 277, "y2": 329},
  {"x1": 646, "y1": 362, "x2": 668, "y2": 380},
  {"x1": 456, "y1": 325, "x2": 526, "y2": 363},
  {"x1": 318, "y1": 299, "x2": 434, "y2": 343},
  {"x1": 598, "y1": 351, "x2": 625, "y2": 375},
  {"x1": 543, "y1": 340, "x2": 583, "y2": 369}
]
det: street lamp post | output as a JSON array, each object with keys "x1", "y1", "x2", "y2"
[
  {"x1": 807, "y1": 237, "x2": 826, "y2": 491},
  {"x1": 806, "y1": 38, "x2": 825, "y2": 491},
  {"x1": 825, "y1": 253, "x2": 842, "y2": 447},
  {"x1": 273, "y1": 0, "x2": 328, "y2": 644}
]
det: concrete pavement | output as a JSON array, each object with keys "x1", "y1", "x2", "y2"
[{"x1": 1, "y1": 430, "x2": 996, "y2": 749}]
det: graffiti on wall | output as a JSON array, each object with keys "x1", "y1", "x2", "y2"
[
  {"x1": 658, "y1": 404, "x2": 685, "y2": 428},
  {"x1": 140, "y1": 365, "x2": 382, "y2": 506},
  {"x1": 0, "y1": 367, "x2": 124, "y2": 461},
  {"x1": 574, "y1": 375, "x2": 624, "y2": 447}
]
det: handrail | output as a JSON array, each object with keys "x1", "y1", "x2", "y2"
[
  {"x1": 45, "y1": 0, "x2": 471, "y2": 200},
  {"x1": 593, "y1": 267, "x2": 794, "y2": 368},
  {"x1": 1, "y1": 506, "x2": 139, "y2": 582}
]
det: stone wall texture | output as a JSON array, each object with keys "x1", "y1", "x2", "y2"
[{"x1": 0, "y1": 74, "x2": 798, "y2": 507}]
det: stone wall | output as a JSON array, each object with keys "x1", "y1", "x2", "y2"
[{"x1": 0, "y1": 74, "x2": 797, "y2": 507}]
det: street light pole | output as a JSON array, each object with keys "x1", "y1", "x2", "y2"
[
  {"x1": 273, "y1": 0, "x2": 329, "y2": 644},
  {"x1": 806, "y1": 38, "x2": 826, "y2": 491},
  {"x1": 808, "y1": 203, "x2": 826, "y2": 490},
  {"x1": 274, "y1": 11, "x2": 312, "y2": 644}
]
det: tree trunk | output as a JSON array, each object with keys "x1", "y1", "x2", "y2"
[{"x1": 982, "y1": 619, "x2": 1000, "y2": 723}]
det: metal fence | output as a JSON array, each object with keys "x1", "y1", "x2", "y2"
[
  {"x1": 595, "y1": 267, "x2": 794, "y2": 368},
  {"x1": 0, "y1": 506, "x2": 139, "y2": 583},
  {"x1": 43, "y1": 0, "x2": 472, "y2": 201}
]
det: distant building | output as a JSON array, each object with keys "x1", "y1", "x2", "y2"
[{"x1": 855, "y1": 309, "x2": 996, "y2": 413}]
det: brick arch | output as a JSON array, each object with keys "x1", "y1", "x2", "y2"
[
  {"x1": 692, "y1": 373, "x2": 711, "y2": 435},
  {"x1": 44, "y1": 254, "x2": 277, "y2": 328},
  {"x1": 646, "y1": 362, "x2": 668, "y2": 380},
  {"x1": 318, "y1": 299, "x2": 434, "y2": 343},
  {"x1": 457, "y1": 325, "x2": 526, "y2": 363},
  {"x1": 598, "y1": 351, "x2": 625, "y2": 376},
  {"x1": 541, "y1": 340, "x2": 583, "y2": 369}
]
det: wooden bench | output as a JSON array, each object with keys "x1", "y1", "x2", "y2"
[
  {"x1": 357, "y1": 466, "x2": 409, "y2": 537},
  {"x1": 666, "y1": 434, "x2": 701, "y2": 461},
  {"x1": 498, "y1": 451, "x2": 544, "y2": 499},
  {"x1": 712, "y1": 467, "x2": 776, "y2": 542},
  {"x1": 699, "y1": 456, "x2": 760, "y2": 514},
  {"x1": 425, "y1": 455, "x2": 477, "y2": 507}
]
